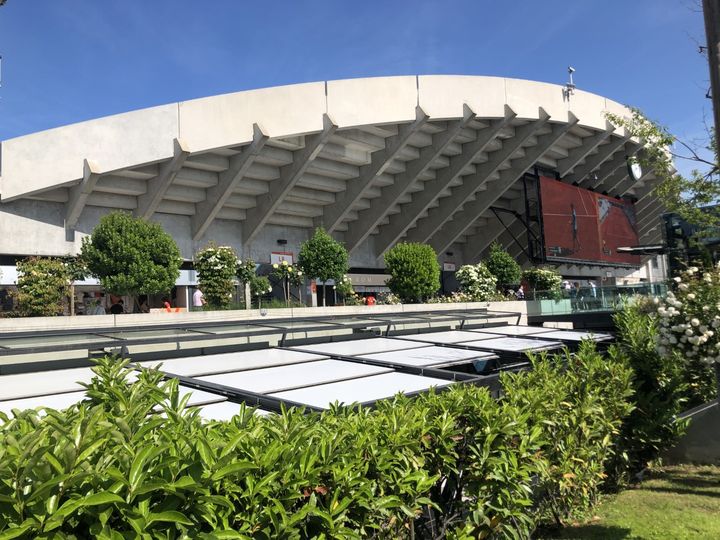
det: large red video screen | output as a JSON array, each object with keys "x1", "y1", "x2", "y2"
[{"x1": 539, "y1": 177, "x2": 640, "y2": 265}]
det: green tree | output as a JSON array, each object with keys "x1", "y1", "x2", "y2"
[
  {"x1": 484, "y1": 242, "x2": 522, "y2": 290},
  {"x1": 81, "y1": 212, "x2": 181, "y2": 299},
  {"x1": 194, "y1": 244, "x2": 239, "y2": 310},
  {"x1": 16, "y1": 257, "x2": 70, "y2": 316},
  {"x1": 297, "y1": 228, "x2": 349, "y2": 306},
  {"x1": 249, "y1": 275, "x2": 272, "y2": 308},
  {"x1": 383, "y1": 242, "x2": 440, "y2": 303},
  {"x1": 606, "y1": 108, "x2": 720, "y2": 229},
  {"x1": 59, "y1": 256, "x2": 88, "y2": 316}
]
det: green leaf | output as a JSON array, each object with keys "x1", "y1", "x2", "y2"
[
  {"x1": 146, "y1": 510, "x2": 193, "y2": 527},
  {"x1": 210, "y1": 461, "x2": 258, "y2": 482}
]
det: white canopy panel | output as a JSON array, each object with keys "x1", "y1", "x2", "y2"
[
  {"x1": 477, "y1": 325, "x2": 556, "y2": 337},
  {"x1": 462, "y1": 337, "x2": 564, "y2": 352},
  {"x1": 400, "y1": 330, "x2": 498, "y2": 344},
  {"x1": 0, "y1": 391, "x2": 87, "y2": 416},
  {"x1": 532, "y1": 330, "x2": 613, "y2": 342},
  {"x1": 0, "y1": 367, "x2": 95, "y2": 401},
  {"x1": 138, "y1": 349, "x2": 327, "y2": 377},
  {"x1": 194, "y1": 401, "x2": 272, "y2": 422},
  {"x1": 290, "y1": 338, "x2": 427, "y2": 356},
  {"x1": 360, "y1": 346, "x2": 495, "y2": 368},
  {"x1": 198, "y1": 359, "x2": 391, "y2": 395},
  {"x1": 270, "y1": 372, "x2": 453, "y2": 409}
]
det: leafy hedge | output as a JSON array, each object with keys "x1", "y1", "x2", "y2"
[{"x1": 0, "y1": 343, "x2": 634, "y2": 539}]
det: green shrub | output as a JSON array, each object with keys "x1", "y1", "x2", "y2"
[
  {"x1": 81, "y1": 212, "x2": 181, "y2": 297},
  {"x1": 604, "y1": 301, "x2": 690, "y2": 488},
  {"x1": 383, "y1": 243, "x2": 440, "y2": 303},
  {"x1": 0, "y1": 347, "x2": 637, "y2": 538},
  {"x1": 501, "y1": 342, "x2": 634, "y2": 526},
  {"x1": 15, "y1": 257, "x2": 70, "y2": 316},
  {"x1": 484, "y1": 242, "x2": 522, "y2": 289},
  {"x1": 455, "y1": 262, "x2": 497, "y2": 301}
]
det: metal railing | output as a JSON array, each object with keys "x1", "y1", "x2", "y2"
[{"x1": 525, "y1": 281, "x2": 667, "y2": 316}]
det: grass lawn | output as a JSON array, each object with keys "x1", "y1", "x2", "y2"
[{"x1": 541, "y1": 465, "x2": 720, "y2": 540}]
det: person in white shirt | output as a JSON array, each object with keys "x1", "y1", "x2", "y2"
[{"x1": 192, "y1": 288, "x2": 205, "y2": 309}]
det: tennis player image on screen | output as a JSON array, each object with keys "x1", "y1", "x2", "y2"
[{"x1": 539, "y1": 177, "x2": 640, "y2": 265}]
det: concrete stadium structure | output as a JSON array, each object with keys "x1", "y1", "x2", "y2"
[{"x1": 0, "y1": 75, "x2": 666, "y2": 288}]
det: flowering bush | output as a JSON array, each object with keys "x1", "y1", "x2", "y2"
[
  {"x1": 655, "y1": 265, "x2": 720, "y2": 402},
  {"x1": 271, "y1": 260, "x2": 303, "y2": 305},
  {"x1": 236, "y1": 259, "x2": 257, "y2": 285},
  {"x1": 16, "y1": 257, "x2": 70, "y2": 316},
  {"x1": 427, "y1": 291, "x2": 476, "y2": 303},
  {"x1": 194, "y1": 244, "x2": 238, "y2": 309},
  {"x1": 376, "y1": 292, "x2": 401, "y2": 305},
  {"x1": 250, "y1": 275, "x2": 272, "y2": 299},
  {"x1": 455, "y1": 263, "x2": 497, "y2": 301},
  {"x1": 522, "y1": 267, "x2": 563, "y2": 300}
]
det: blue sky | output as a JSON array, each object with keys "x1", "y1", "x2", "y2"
[{"x1": 0, "y1": 0, "x2": 712, "y2": 158}]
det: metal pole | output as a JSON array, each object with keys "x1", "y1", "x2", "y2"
[{"x1": 703, "y1": 0, "x2": 720, "y2": 159}]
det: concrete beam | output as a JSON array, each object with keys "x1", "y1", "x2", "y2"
[
  {"x1": 614, "y1": 168, "x2": 653, "y2": 199},
  {"x1": 345, "y1": 106, "x2": 476, "y2": 253},
  {"x1": 373, "y1": 106, "x2": 516, "y2": 256},
  {"x1": 402, "y1": 108, "x2": 552, "y2": 246},
  {"x1": 429, "y1": 116, "x2": 578, "y2": 255},
  {"x1": 564, "y1": 135, "x2": 628, "y2": 185},
  {"x1": 321, "y1": 107, "x2": 429, "y2": 233},
  {"x1": 598, "y1": 168, "x2": 628, "y2": 197},
  {"x1": 466, "y1": 218, "x2": 508, "y2": 262},
  {"x1": 243, "y1": 114, "x2": 337, "y2": 244},
  {"x1": 556, "y1": 122, "x2": 615, "y2": 177},
  {"x1": 66, "y1": 159, "x2": 101, "y2": 229},
  {"x1": 191, "y1": 125, "x2": 269, "y2": 241},
  {"x1": 136, "y1": 138, "x2": 190, "y2": 219},
  {"x1": 583, "y1": 142, "x2": 641, "y2": 191}
]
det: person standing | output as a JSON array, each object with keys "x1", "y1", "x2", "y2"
[
  {"x1": 109, "y1": 299, "x2": 124, "y2": 315},
  {"x1": 192, "y1": 288, "x2": 206, "y2": 309}
]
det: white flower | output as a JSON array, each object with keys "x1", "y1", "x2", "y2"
[
  {"x1": 691, "y1": 318, "x2": 700, "y2": 327},
  {"x1": 678, "y1": 283, "x2": 689, "y2": 291},
  {"x1": 687, "y1": 293, "x2": 696, "y2": 300},
  {"x1": 273, "y1": 263, "x2": 279, "y2": 269},
  {"x1": 674, "y1": 277, "x2": 682, "y2": 283}
]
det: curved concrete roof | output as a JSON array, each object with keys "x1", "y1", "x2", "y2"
[{"x1": 0, "y1": 75, "x2": 663, "y2": 261}]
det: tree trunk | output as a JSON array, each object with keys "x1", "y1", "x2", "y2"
[
  {"x1": 244, "y1": 282, "x2": 251, "y2": 310},
  {"x1": 69, "y1": 284, "x2": 75, "y2": 316}
]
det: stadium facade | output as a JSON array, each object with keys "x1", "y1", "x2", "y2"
[{"x1": 0, "y1": 75, "x2": 667, "y2": 297}]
